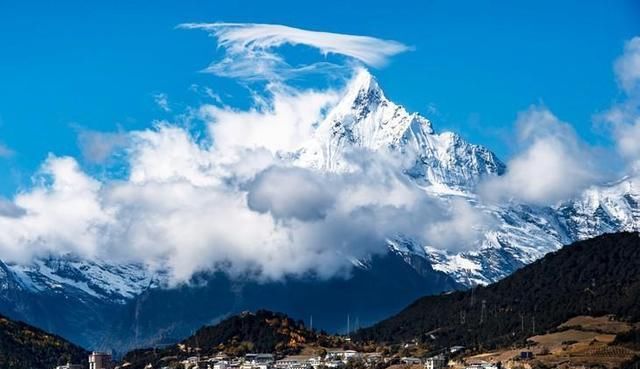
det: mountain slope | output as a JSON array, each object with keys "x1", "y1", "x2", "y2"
[
  {"x1": 355, "y1": 232, "x2": 640, "y2": 349},
  {"x1": 0, "y1": 313, "x2": 88, "y2": 369},
  {"x1": 0, "y1": 256, "x2": 156, "y2": 350}
]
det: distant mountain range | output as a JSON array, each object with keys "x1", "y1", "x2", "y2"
[{"x1": 0, "y1": 70, "x2": 639, "y2": 351}]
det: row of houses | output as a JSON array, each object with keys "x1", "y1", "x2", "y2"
[
  {"x1": 57, "y1": 344, "x2": 473, "y2": 369},
  {"x1": 153, "y1": 346, "x2": 474, "y2": 369},
  {"x1": 164, "y1": 349, "x2": 371, "y2": 369}
]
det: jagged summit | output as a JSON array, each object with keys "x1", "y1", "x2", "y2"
[{"x1": 297, "y1": 68, "x2": 504, "y2": 190}]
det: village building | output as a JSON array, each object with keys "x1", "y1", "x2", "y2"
[
  {"x1": 401, "y1": 357, "x2": 422, "y2": 365},
  {"x1": 89, "y1": 352, "x2": 113, "y2": 369},
  {"x1": 424, "y1": 354, "x2": 447, "y2": 369},
  {"x1": 275, "y1": 356, "x2": 313, "y2": 369}
]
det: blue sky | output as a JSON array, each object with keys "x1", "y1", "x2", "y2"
[{"x1": 0, "y1": 0, "x2": 639, "y2": 195}]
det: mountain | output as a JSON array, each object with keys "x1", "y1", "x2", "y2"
[
  {"x1": 355, "y1": 232, "x2": 640, "y2": 349},
  {"x1": 0, "y1": 69, "x2": 639, "y2": 351},
  {"x1": 0, "y1": 313, "x2": 88, "y2": 369},
  {"x1": 296, "y1": 69, "x2": 506, "y2": 189}
]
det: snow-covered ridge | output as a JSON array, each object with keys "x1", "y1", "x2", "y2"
[{"x1": 2, "y1": 256, "x2": 156, "y2": 303}]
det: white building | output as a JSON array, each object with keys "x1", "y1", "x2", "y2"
[
  {"x1": 449, "y1": 346, "x2": 464, "y2": 355},
  {"x1": 424, "y1": 355, "x2": 446, "y2": 369},
  {"x1": 401, "y1": 357, "x2": 422, "y2": 365},
  {"x1": 326, "y1": 350, "x2": 360, "y2": 363},
  {"x1": 275, "y1": 356, "x2": 313, "y2": 369},
  {"x1": 213, "y1": 360, "x2": 230, "y2": 369},
  {"x1": 465, "y1": 363, "x2": 498, "y2": 369},
  {"x1": 89, "y1": 352, "x2": 113, "y2": 369}
]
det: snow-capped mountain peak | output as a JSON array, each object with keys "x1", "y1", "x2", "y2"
[{"x1": 297, "y1": 68, "x2": 504, "y2": 190}]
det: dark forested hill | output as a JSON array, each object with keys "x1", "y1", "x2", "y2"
[
  {"x1": 355, "y1": 232, "x2": 640, "y2": 350},
  {"x1": 122, "y1": 310, "x2": 346, "y2": 369},
  {"x1": 0, "y1": 314, "x2": 88, "y2": 369}
]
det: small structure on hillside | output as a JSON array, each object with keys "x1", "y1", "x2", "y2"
[
  {"x1": 89, "y1": 352, "x2": 113, "y2": 369},
  {"x1": 519, "y1": 351, "x2": 534, "y2": 360},
  {"x1": 401, "y1": 357, "x2": 422, "y2": 365},
  {"x1": 424, "y1": 354, "x2": 447, "y2": 369}
]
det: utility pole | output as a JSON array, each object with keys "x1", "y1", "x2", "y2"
[
  {"x1": 480, "y1": 300, "x2": 487, "y2": 324},
  {"x1": 347, "y1": 314, "x2": 350, "y2": 336},
  {"x1": 532, "y1": 316, "x2": 536, "y2": 335},
  {"x1": 310, "y1": 315, "x2": 313, "y2": 331}
]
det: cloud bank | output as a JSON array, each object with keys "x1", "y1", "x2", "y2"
[{"x1": 0, "y1": 117, "x2": 487, "y2": 284}]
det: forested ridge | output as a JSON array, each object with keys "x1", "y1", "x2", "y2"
[{"x1": 355, "y1": 232, "x2": 640, "y2": 350}]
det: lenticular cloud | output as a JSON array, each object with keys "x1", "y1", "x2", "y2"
[{"x1": 178, "y1": 22, "x2": 411, "y2": 80}]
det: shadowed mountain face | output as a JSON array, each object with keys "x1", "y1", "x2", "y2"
[
  {"x1": 104, "y1": 251, "x2": 459, "y2": 352},
  {"x1": 355, "y1": 232, "x2": 640, "y2": 350}
]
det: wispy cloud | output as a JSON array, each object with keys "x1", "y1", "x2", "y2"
[
  {"x1": 153, "y1": 93, "x2": 171, "y2": 112},
  {"x1": 603, "y1": 36, "x2": 640, "y2": 172},
  {"x1": 178, "y1": 22, "x2": 411, "y2": 81},
  {"x1": 614, "y1": 36, "x2": 640, "y2": 95},
  {"x1": 76, "y1": 128, "x2": 129, "y2": 164},
  {"x1": 0, "y1": 143, "x2": 14, "y2": 158}
]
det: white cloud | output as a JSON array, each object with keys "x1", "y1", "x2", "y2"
[
  {"x1": 246, "y1": 166, "x2": 336, "y2": 221},
  {"x1": 615, "y1": 37, "x2": 640, "y2": 95},
  {"x1": 480, "y1": 106, "x2": 601, "y2": 205},
  {"x1": 200, "y1": 86, "x2": 338, "y2": 153},
  {"x1": 0, "y1": 156, "x2": 111, "y2": 263},
  {"x1": 424, "y1": 199, "x2": 495, "y2": 253},
  {"x1": 153, "y1": 93, "x2": 171, "y2": 112},
  {"x1": 77, "y1": 128, "x2": 129, "y2": 164},
  {"x1": 0, "y1": 197, "x2": 25, "y2": 218},
  {"x1": 603, "y1": 36, "x2": 640, "y2": 172},
  {"x1": 179, "y1": 22, "x2": 410, "y2": 81}
]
